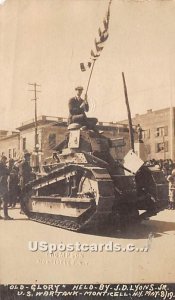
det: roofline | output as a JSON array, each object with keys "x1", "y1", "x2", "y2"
[
  {"x1": 16, "y1": 115, "x2": 130, "y2": 132},
  {"x1": 133, "y1": 106, "x2": 175, "y2": 117},
  {"x1": 0, "y1": 133, "x2": 20, "y2": 141},
  {"x1": 119, "y1": 106, "x2": 175, "y2": 123},
  {"x1": 16, "y1": 115, "x2": 68, "y2": 131}
]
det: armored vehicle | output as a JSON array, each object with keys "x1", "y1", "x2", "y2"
[{"x1": 22, "y1": 124, "x2": 168, "y2": 232}]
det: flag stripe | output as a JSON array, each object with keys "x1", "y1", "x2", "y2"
[{"x1": 80, "y1": 0, "x2": 112, "y2": 72}]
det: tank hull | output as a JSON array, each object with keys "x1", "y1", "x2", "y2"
[{"x1": 22, "y1": 128, "x2": 168, "y2": 232}]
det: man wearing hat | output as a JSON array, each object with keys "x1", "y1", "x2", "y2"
[
  {"x1": 68, "y1": 86, "x2": 98, "y2": 130},
  {"x1": 167, "y1": 169, "x2": 175, "y2": 210},
  {"x1": 8, "y1": 158, "x2": 19, "y2": 208},
  {"x1": 18, "y1": 151, "x2": 32, "y2": 213},
  {"x1": 0, "y1": 155, "x2": 13, "y2": 220}
]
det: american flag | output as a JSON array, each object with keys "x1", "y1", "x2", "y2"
[{"x1": 80, "y1": 0, "x2": 112, "y2": 72}]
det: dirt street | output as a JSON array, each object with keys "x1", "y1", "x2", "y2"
[{"x1": 0, "y1": 206, "x2": 175, "y2": 284}]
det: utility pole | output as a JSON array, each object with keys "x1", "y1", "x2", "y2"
[
  {"x1": 170, "y1": 86, "x2": 174, "y2": 161},
  {"x1": 122, "y1": 72, "x2": 135, "y2": 152},
  {"x1": 28, "y1": 82, "x2": 41, "y2": 171},
  {"x1": 169, "y1": 53, "x2": 175, "y2": 161}
]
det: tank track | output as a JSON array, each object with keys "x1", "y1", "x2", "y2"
[
  {"x1": 23, "y1": 163, "x2": 162, "y2": 232},
  {"x1": 28, "y1": 212, "x2": 81, "y2": 232},
  {"x1": 23, "y1": 163, "x2": 116, "y2": 232}
]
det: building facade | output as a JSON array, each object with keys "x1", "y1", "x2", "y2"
[
  {"x1": 0, "y1": 115, "x2": 133, "y2": 166},
  {"x1": 1, "y1": 108, "x2": 174, "y2": 164},
  {"x1": 0, "y1": 132, "x2": 20, "y2": 159},
  {"x1": 16, "y1": 116, "x2": 68, "y2": 166},
  {"x1": 120, "y1": 107, "x2": 175, "y2": 161}
]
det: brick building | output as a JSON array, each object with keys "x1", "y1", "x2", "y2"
[
  {"x1": 1, "y1": 108, "x2": 174, "y2": 164},
  {"x1": 120, "y1": 107, "x2": 175, "y2": 161},
  {"x1": 0, "y1": 116, "x2": 133, "y2": 166},
  {"x1": 16, "y1": 116, "x2": 68, "y2": 166},
  {"x1": 0, "y1": 130, "x2": 10, "y2": 139},
  {"x1": 0, "y1": 131, "x2": 20, "y2": 159}
]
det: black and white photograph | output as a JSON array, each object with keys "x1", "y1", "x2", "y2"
[{"x1": 0, "y1": 0, "x2": 175, "y2": 299}]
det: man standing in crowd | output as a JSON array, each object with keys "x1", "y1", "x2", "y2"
[
  {"x1": 8, "y1": 158, "x2": 19, "y2": 208},
  {"x1": 18, "y1": 152, "x2": 32, "y2": 213},
  {"x1": 167, "y1": 169, "x2": 175, "y2": 210},
  {"x1": 0, "y1": 155, "x2": 13, "y2": 220}
]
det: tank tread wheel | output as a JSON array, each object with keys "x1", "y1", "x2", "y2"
[{"x1": 28, "y1": 212, "x2": 81, "y2": 231}]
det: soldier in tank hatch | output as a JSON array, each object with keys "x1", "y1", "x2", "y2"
[{"x1": 68, "y1": 86, "x2": 98, "y2": 131}]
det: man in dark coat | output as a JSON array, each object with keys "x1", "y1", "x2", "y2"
[
  {"x1": 68, "y1": 86, "x2": 98, "y2": 130},
  {"x1": 136, "y1": 124, "x2": 144, "y2": 142},
  {"x1": 0, "y1": 155, "x2": 13, "y2": 220},
  {"x1": 18, "y1": 152, "x2": 32, "y2": 213},
  {"x1": 8, "y1": 158, "x2": 19, "y2": 208}
]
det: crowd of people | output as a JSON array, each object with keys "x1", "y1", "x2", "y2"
[
  {"x1": 0, "y1": 87, "x2": 175, "y2": 217},
  {"x1": 167, "y1": 170, "x2": 175, "y2": 210},
  {"x1": 144, "y1": 159, "x2": 175, "y2": 176},
  {"x1": 0, "y1": 85, "x2": 96, "y2": 220},
  {"x1": 0, "y1": 152, "x2": 33, "y2": 220},
  {"x1": 144, "y1": 159, "x2": 175, "y2": 210}
]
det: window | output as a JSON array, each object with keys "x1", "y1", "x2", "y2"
[
  {"x1": 13, "y1": 148, "x2": 16, "y2": 158},
  {"x1": 142, "y1": 129, "x2": 150, "y2": 139},
  {"x1": 155, "y1": 141, "x2": 168, "y2": 153},
  {"x1": 8, "y1": 149, "x2": 12, "y2": 158},
  {"x1": 164, "y1": 126, "x2": 168, "y2": 136},
  {"x1": 48, "y1": 133, "x2": 56, "y2": 149},
  {"x1": 164, "y1": 141, "x2": 168, "y2": 152},
  {"x1": 155, "y1": 126, "x2": 168, "y2": 137},
  {"x1": 22, "y1": 138, "x2": 26, "y2": 150}
]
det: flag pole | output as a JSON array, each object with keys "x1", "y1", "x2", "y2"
[
  {"x1": 85, "y1": 59, "x2": 96, "y2": 99},
  {"x1": 122, "y1": 72, "x2": 135, "y2": 152},
  {"x1": 82, "y1": 0, "x2": 112, "y2": 100}
]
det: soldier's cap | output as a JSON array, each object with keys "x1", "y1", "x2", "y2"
[
  {"x1": 75, "y1": 86, "x2": 84, "y2": 91},
  {"x1": 24, "y1": 151, "x2": 31, "y2": 157}
]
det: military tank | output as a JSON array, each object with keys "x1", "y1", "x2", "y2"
[{"x1": 22, "y1": 123, "x2": 168, "y2": 232}]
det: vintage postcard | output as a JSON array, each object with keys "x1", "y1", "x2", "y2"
[{"x1": 0, "y1": 0, "x2": 175, "y2": 299}]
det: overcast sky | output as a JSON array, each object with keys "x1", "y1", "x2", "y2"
[{"x1": 0, "y1": 0, "x2": 175, "y2": 130}]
